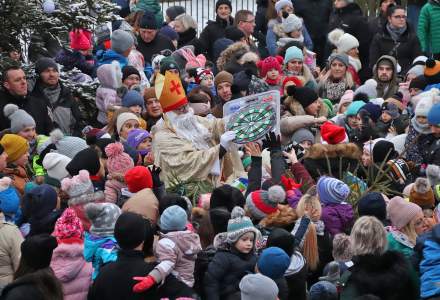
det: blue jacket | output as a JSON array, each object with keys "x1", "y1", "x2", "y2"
[
  {"x1": 96, "y1": 50, "x2": 128, "y2": 69},
  {"x1": 417, "y1": 224, "x2": 440, "y2": 298},
  {"x1": 266, "y1": 21, "x2": 313, "y2": 56},
  {"x1": 84, "y1": 232, "x2": 118, "y2": 280}
]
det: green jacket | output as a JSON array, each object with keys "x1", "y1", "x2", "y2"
[
  {"x1": 418, "y1": 1, "x2": 440, "y2": 54},
  {"x1": 131, "y1": 0, "x2": 163, "y2": 27},
  {"x1": 387, "y1": 231, "x2": 415, "y2": 258}
]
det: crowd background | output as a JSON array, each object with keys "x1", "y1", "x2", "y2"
[{"x1": 0, "y1": 0, "x2": 440, "y2": 299}]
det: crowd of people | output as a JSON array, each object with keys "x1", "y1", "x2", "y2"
[{"x1": 0, "y1": 0, "x2": 440, "y2": 299}]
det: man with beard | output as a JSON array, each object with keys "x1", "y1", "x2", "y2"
[
  {"x1": 152, "y1": 71, "x2": 244, "y2": 187},
  {"x1": 372, "y1": 55, "x2": 400, "y2": 99}
]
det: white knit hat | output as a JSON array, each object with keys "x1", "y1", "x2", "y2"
[
  {"x1": 43, "y1": 152, "x2": 71, "y2": 181},
  {"x1": 282, "y1": 14, "x2": 302, "y2": 34},
  {"x1": 274, "y1": 0, "x2": 293, "y2": 14},
  {"x1": 415, "y1": 88, "x2": 440, "y2": 117},
  {"x1": 328, "y1": 29, "x2": 359, "y2": 54},
  {"x1": 116, "y1": 112, "x2": 139, "y2": 134}
]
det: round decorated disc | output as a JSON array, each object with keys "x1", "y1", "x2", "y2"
[{"x1": 227, "y1": 102, "x2": 276, "y2": 144}]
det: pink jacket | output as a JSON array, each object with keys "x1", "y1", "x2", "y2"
[
  {"x1": 104, "y1": 177, "x2": 126, "y2": 204},
  {"x1": 155, "y1": 230, "x2": 202, "y2": 287},
  {"x1": 50, "y1": 242, "x2": 93, "y2": 300}
]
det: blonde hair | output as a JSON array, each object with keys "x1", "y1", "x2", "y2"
[
  {"x1": 175, "y1": 14, "x2": 197, "y2": 31},
  {"x1": 350, "y1": 216, "x2": 387, "y2": 256},
  {"x1": 400, "y1": 223, "x2": 418, "y2": 246},
  {"x1": 319, "y1": 67, "x2": 354, "y2": 89},
  {"x1": 296, "y1": 186, "x2": 322, "y2": 219}
]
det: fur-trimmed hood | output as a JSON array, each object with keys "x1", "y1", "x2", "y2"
[
  {"x1": 283, "y1": 97, "x2": 328, "y2": 118},
  {"x1": 305, "y1": 143, "x2": 362, "y2": 160},
  {"x1": 216, "y1": 42, "x2": 250, "y2": 72}
]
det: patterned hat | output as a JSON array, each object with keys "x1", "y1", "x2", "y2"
[
  {"x1": 424, "y1": 59, "x2": 440, "y2": 84},
  {"x1": 61, "y1": 170, "x2": 94, "y2": 199},
  {"x1": 53, "y1": 208, "x2": 84, "y2": 241},
  {"x1": 246, "y1": 186, "x2": 286, "y2": 220},
  {"x1": 226, "y1": 206, "x2": 260, "y2": 244},
  {"x1": 257, "y1": 56, "x2": 283, "y2": 78},
  {"x1": 195, "y1": 68, "x2": 214, "y2": 84},
  {"x1": 409, "y1": 177, "x2": 435, "y2": 209},
  {"x1": 105, "y1": 142, "x2": 134, "y2": 175},
  {"x1": 85, "y1": 202, "x2": 121, "y2": 237},
  {"x1": 155, "y1": 71, "x2": 188, "y2": 113},
  {"x1": 317, "y1": 176, "x2": 350, "y2": 205}
]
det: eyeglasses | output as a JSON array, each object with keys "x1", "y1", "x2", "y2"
[
  {"x1": 244, "y1": 19, "x2": 255, "y2": 24},
  {"x1": 392, "y1": 15, "x2": 407, "y2": 19}
]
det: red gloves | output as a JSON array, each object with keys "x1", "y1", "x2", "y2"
[{"x1": 132, "y1": 275, "x2": 156, "y2": 293}]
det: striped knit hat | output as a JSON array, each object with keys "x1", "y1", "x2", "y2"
[
  {"x1": 317, "y1": 176, "x2": 350, "y2": 205},
  {"x1": 226, "y1": 206, "x2": 259, "y2": 244},
  {"x1": 246, "y1": 185, "x2": 286, "y2": 220}
]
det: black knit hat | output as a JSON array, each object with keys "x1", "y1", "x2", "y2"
[
  {"x1": 21, "y1": 234, "x2": 58, "y2": 270},
  {"x1": 66, "y1": 147, "x2": 101, "y2": 176},
  {"x1": 216, "y1": 0, "x2": 232, "y2": 12},
  {"x1": 225, "y1": 26, "x2": 245, "y2": 42},
  {"x1": 210, "y1": 185, "x2": 245, "y2": 212},
  {"x1": 287, "y1": 85, "x2": 318, "y2": 109},
  {"x1": 166, "y1": 6, "x2": 185, "y2": 21},
  {"x1": 140, "y1": 10, "x2": 158, "y2": 29},
  {"x1": 267, "y1": 228, "x2": 295, "y2": 257},
  {"x1": 409, "y1": 75, "x2": 428, "y2": 91},
  {"x1": 122, "y1": 65, "x2": 141, "y2": 82},
  {"x1": 233, "y1": 69, "x2": 252, "y2": 93},
  {"x1": 372, "y1": 140, "x2": 398, "y2": 164},
  {"x1": 357, "y1": 192, "x2": 387, "y2": 221},
  {"x1": 114, "y1": 212, "x2": 146, "y2": 249},
  {"x1": 35, "y1": 57, "x2": 58, "y2": 74}
]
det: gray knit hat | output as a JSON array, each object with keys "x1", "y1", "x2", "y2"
[
  {"x1": 61, "y1": 169, "x2": 94, "y2": 198},
  {"x1": 3, "y1": 104, "x2": 36, "y2": 133},
  {"x1": 291, "y1": 128, "x2": 315, "y2": 145},
  {"x1": 85, "y1": 202, "x2": 121, "y2": 237},
  {"x1": 160, "y1": 205, "x2": 187, "y2": 231},
  {"x1": 111, "y1": 29, "x2": 134, "y2": 54},
  {"x1": 328, "y1": 53, "x2": 349, "y2": 67},
  {"x1": 282, "y1": 14, "x2": 302, "y2": 34},
  {"x1": 309, "y1": 281, "x2": 338, "y2": 300},
  {"x1": 240, "y1": 273, "x2": 279, "y2": 300},
  {"x1": 246, "y1": 185, "x2": 286, "y2": 220},
  {"x1": 48, "y1": 129, "x2": 88, "y2": 159}
]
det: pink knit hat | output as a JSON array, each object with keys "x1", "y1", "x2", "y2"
[
  {"x1": 387, "y1": 196, "x2": 422, "y2": 230},
  {"x1": 338, "y1": 90, "x2": 354, "y2": 113},
  {"x1": 61, "y1": 170, "x2": 94, "y2": 198},
  {"x1": 105, "y1": 142, "x2": 134, "y2": 175},
  {"x1": 69, "y1": 29, "x2": 92, "y2": 51},
  {"x1": 53, "y1": 208, "x2": 84, "y2": 241}
]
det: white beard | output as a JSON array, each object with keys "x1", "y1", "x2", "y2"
[
  {"x1": 349, "y1": 56, "x2": 362, "y2": 72},
  {"x1": 166, "y1": 108, "x2": 212, "y2": 150}
]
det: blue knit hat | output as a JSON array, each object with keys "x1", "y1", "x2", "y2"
[
  {"x1": 345, "y1": 100, "x2": 366, "y2": 116},
  {"x1": 317, "y1": 176, "x2": 350, "y2": 205},
  {"x1": 160, "y1": 205, "x2": 187, "y2": 231},
  {"x1": 428, "y1": 103, "x2": 440, "y2": 126},
  {"x1": 257, "y1": 247, "x2": 290, "y2": 279},
  {"x1": 357, "y1": 192, "x2": 386, "y2": 221},
  {"x1": 227, "y1": 206, "x2": 259, "y2": 243},
  {"x1": 0, "y1": 177, "x2": 20, "y2": 217},
  {"x1": 284, "y1": 46, "x2": 303, "y2": 64},
  {"x1": 309, "y1": 281, "x2": 338, "y2": 300},
  {"x1": 122, "y1": 90, "x2": 144, "y2": 108}
]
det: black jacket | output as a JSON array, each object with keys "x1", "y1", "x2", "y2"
[
  {"x1": 197, "y1": 15, "x2": 234, "y2": 60},
  {"x1": 204, "y1": 248, "x2": 257, "y2": 300},
  {"x1": 88, "y1": 250, "x2": 194, "y2": 300},
  {"x1": 137, "y1": 34, "x2": 176, "y2": 65},
  {"x1": 369, "y1": 22, "x2": 421, "y2": 74},
  {"x1": 328, "y1": 3, "x2": 371, "y2": 72},
  {"x1": 0, "y1": 89, "x2": 52, "y2": 135},
  {"x1": 368, "y1": 14, "x2": 387, "y2": 38},
  {"x1": 30, "y1": 80, "x2": 84, "y2": 136},
  {"x1": 178, "y1": 28, "x2": 197, "y2": 49},
  {"x1": 294, "y1": 0, "x2": 334, "y2": 39}
]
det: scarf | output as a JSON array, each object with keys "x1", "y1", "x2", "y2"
[
  {"x1": 411, "y1": 116, "x2": 431, "y2": 135},
  {"x1": 323, "y1": 80, "x2": 347, "y2": 103},
  {"x1": 43, "y1": 84, "x2": 61, "y2": 106},
  {"x1": 265, "y1": 76, "x2": 282, "y2": 86},
  {"x1": 386, "y1": 23, "x2": 406, "y2": 42},
  {"x1": 349, "y1": 56, "x2": 362, "y2": 72}
]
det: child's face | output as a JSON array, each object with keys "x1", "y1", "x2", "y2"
[
  {"x1": 137, "y1": 137, "x2": 152, "y2": 151},
  {"x1": 129, "y1": 105, "x2": 142, "y2": 115},
  {"x1": 200, "y1": 75, "x2": 214, "y2": 88},
  {"x1": 299, "y1": 140, "x2": 312, "y2": 150},
  {"x1": 120, "y1": 120, "x2": 140, "y2": 139},
  {"x1": 347, "y1": 115, "x2": 361, "y2": 128},
  {"x1": 18, "y1": 126, "x2": 36, "y2": 142},
  {"x1": 339, "y1": 102, "x2": 351, "y2": 114},
  {"x1": 416, "y1": 115, "x2": 428, "y2": 125},
  {"x1": 14, "y1": 152, "x2": 29, "y2": 167},
  {"x1": 289, "y1": 30, "x2": 301, "y2": 39},
  {"x1": 381, "y1": 111, "x2": 392, "y2": 123},
  {"x1": 235, "y1": 232, "x2": 254, "y2": 254},
  {"x1": 361, "y1": 150, "x2": 372, "y2": 167},
  {"x1": 409, "y1": 88, "x2": 421, "y2": 97},
  {"x1": 266, "y1": 68, "x2": 280, "y2": 80}
]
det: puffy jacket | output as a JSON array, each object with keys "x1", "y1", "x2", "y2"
[
  {"x1": 386, "y1": 227, "x2": 415, "y2": 258},
  {"x1": 96, "y1": 49, "x2": 128, "y2": 69},
  {"x1": 50, "y1": 242, "x2": 92, "y2": 300},
  {"x1": 0, "y1": 216, "x2": 23, "y2": 288},
  {"x1": 321, "y1": 203, "x2": 354, "y2": 236},
  {"x1": 95, "y1": 62, "x2": 122, "y2": 124},
  {"x1": 416, "y1": 224, "x2": 440, "y2": 298},
  {"x1": 122, "y1": 188, "x2": 159, "y2": 224},
  {"x1": 370, "y1": 22, "x2": 421, "y2": 74},
  {"x1": 204, "y1": 248, "x2": 257, "y2": 300},
  {"x1": 104, "y1": 177, "x2": 126, "y2": 204},
  {"x1": 418, "y1": 1, "x2": 440, "y2": 54},
  {"x1": 83, "y1": 232, "x2": 118, "y2": 280},
  {"x1": 197, "y1": 15, "x2": 234, "y2": 60}
]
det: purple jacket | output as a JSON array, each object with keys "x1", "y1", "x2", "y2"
[{"x1": 321, "y1": 203, "x2": 354, "y2": 236}]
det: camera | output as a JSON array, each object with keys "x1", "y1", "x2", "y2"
[{"x1": 283, "y1": 141, "x2": 305, "y2": 163}]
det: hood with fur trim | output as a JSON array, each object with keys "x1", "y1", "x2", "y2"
[
  {"x1": 305, "y1": 143, "x2": 362, "y2": 160},
  {"x1": 216, "y1": 42, "x2": 250, "y2": 72}
]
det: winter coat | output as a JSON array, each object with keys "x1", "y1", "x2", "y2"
[
  {"x1": 416, "y1": 224, "x2": 440, "y2": 298},
  {"x1": 0, "y1": 216, "x2": 23, "y2": 288},
  {"x1": 95, "y1": 63, "x2": 122, "y2": 125},
  {"x1": 293, "y1": 0, "x2": 333, "y2": 40},
  {"x1": 266, "y1": 18, "x2": 314, "y2": 56},
  {"x1": 88, "y1": 249, "x2": 196, "y2": 300},
  {"x1": 216, "y1": 42, "x2": 250, "y2": 74},
  {"x1": 104, "y1": 176, "x2": 126, "y2": 204},
  {"x1": 83, "y1": 232, "x2": 118, "y2": 280},
  {"x1": 418, "y1": 1, "x2": 440, "y2": 54},
  {"x1": 194, "y1": 245, "x2": 216, "y2": 299},
  {"x1": 155, "y1": 230, "x2": 202, "y2": 287},
  {"x1": 197, "y1": 15, "x2": 234, "y2": 60},
  {"x1": 386, "y1": 227, "x2": 415, "y2": 258},
  {"x1": 55, "y1": 48, "x2": 94, "y2": 76},
  {"x1": 328, "y1": 3, "x2": 371, "y2": 69},
  {"x1": 3, "y1": 166, "x2": 29, "y2": 197},
  {"x1": 178, "y1": 28, "x2": 197, "y2": 49},
  {"x1": 121, "y1": 188, "x2": 159, "y2": 224},
  {"x1": 321, "y1": 203, "x2": 354, "y2": 236},
  {"x1": 426, "y1": 134, "x2": 440, "y2": 166},
  {"x1": 204, "y1": 248, "x2": 257, "y2": 300},
  {"x1": 285, "y1": 252, "x2": 308, "y2": 300},
  {"x1": 340, "y1": 251, "x2": 419, "y2": 300},
  {"x1": 95, "y1": 49, "x2": 128, "y2": 69},
  {"x1": 404, "y1": 123, "x2": 432, "y2": 164},
  {"x1": 375, "y1": 115, "x2": 409, "y2": 138},
  {"x1": 373, "y1": 55, "x2": 400, "y2": 99},
  {"x1": 302, "y1": 143, "x2": 362, "y2": 180},
  {"x1": 137, "y1": 34, "x2": 176, "y2": 65},
  {"x1": 30, "y1": 80, "x2": 84, "y2": 136},
  {"x1": 369, "y1": 22, "x2": 421, "y2": 74},
  {"x1": 0, "y1": 90, "x2": 52, "y2": 135},
  {"x1": 368, "y1": 14, "x2": 388, "y2": 38},
  {"x1": 50, "y1": 242, "x2": 92, "y2": 300}
]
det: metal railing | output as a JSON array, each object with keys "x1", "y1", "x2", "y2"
[{"x1": 160, "y1": 0, "x2": 257, "y2": 33}]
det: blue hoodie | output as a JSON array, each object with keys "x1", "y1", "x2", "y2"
[{"x1": 84, "y1": 232, "x2": 118, "y2": 279}]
